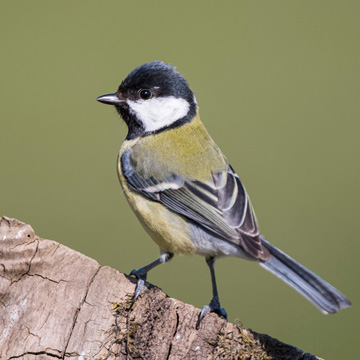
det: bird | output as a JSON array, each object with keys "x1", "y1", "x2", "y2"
[{"x1": 97, "y1": 61, "x2": 351, "y2": 329}]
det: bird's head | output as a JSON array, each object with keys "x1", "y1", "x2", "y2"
[{"x1": 97, "y1": 61, "x2": 197, "y2": 139}]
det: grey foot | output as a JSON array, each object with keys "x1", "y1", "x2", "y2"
[
  {"x1": 130, "y1": 269, "x2": 147, "y2": 302},
  {"x1": 196, "y1": 297, "x2": 227, "y2": 330}
]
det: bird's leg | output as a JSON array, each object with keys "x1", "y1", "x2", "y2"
[
  {"x1": 130, "y1": 251, "x2": 174, "y2": 302},
  {"x1": 196, "y1": 256, "x2": 227, "y2": 329}
]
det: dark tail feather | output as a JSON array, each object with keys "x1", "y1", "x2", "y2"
[{"x1": 259, "y1": 237, "x2": 351, "y2": 314}]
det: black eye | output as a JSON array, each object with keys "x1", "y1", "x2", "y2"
[{"x1": 139, "y1": 89, "x2": 152, "y2": 100}]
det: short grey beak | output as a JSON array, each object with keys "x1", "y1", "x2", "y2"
[{"x1": 96, "y1": 93, "x2": 125, "y2": 105}]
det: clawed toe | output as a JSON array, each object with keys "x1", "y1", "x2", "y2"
[
  {"x1": 133, "y1": 278, "x2": 145, "y2": 302},
  {"x1": 196, "y1": 298, "x2": 227, "y2": 329},
  {"x1": 129, "y1": 269, "x2": 147, "y2": 302}
]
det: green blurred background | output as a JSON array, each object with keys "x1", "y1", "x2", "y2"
[{"x1": 1, "y1": 1, "x2": 359, "y2": 358}]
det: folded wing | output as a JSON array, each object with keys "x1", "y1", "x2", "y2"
[{"x1": 121, "y1": 149, "x2": 270, "y2": 260}]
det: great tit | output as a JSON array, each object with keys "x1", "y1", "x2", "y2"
[{"x1": 97, "y1": 61, "x2": 351, "y2": 328}]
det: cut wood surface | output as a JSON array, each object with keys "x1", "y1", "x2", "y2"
[{"x1": 0, "y1": 216, "x2": 323, "y2": 360}]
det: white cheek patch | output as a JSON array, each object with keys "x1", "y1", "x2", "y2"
[{"x1": 127, "y1": 96, "x2": 190, "y2": 132}]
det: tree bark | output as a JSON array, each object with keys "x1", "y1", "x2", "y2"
[{"x1": 0, "y1": 216, "x2": 323, "y2": 360}]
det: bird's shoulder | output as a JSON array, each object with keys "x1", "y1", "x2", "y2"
[{"x1": 119, "y1": 114, "x2": 227, "y2": 182}]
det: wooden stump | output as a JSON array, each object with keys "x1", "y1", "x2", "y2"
[{"x1": 0, "y1": 216, "x2": 322, "y2": 359}]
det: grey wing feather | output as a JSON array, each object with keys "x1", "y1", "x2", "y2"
[{"x1": 213, "y1": 165, "x2": 259, "y2": 236}]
